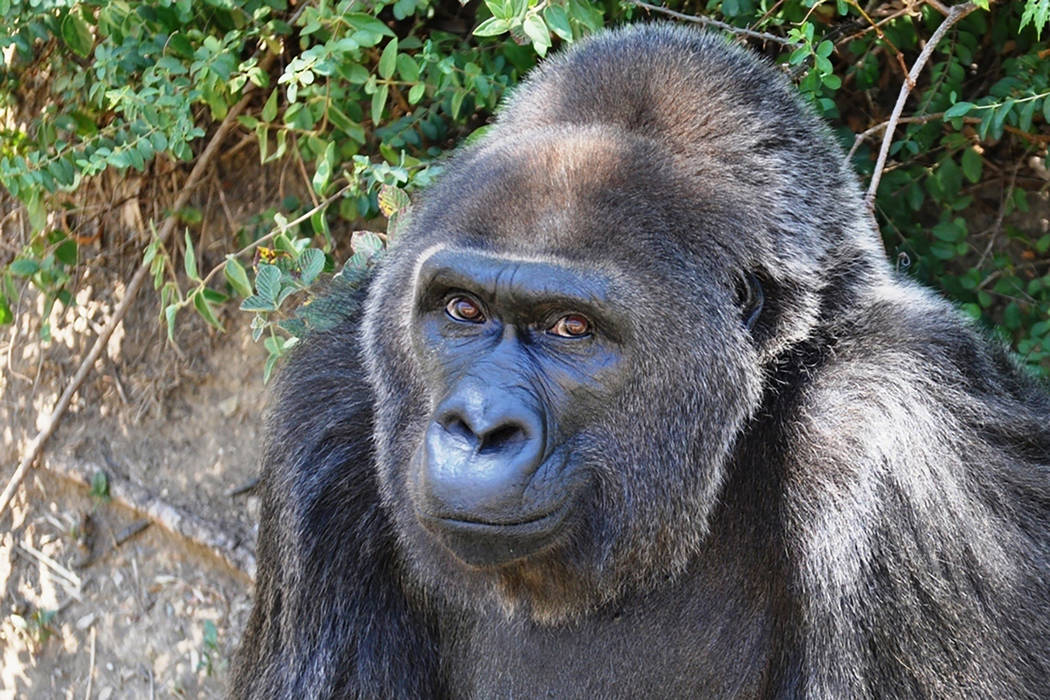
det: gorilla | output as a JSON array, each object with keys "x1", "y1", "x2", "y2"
[{"x1": 233, "y1": 24, "x2": 1050, "y2": 698}]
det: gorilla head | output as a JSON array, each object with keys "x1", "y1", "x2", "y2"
[{"x1": 359, "y1": 26, "x2": 882, "y2": 620}]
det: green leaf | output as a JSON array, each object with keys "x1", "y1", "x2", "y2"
[
  {"x1": 55, "y1": 240, "x2": 77, "y2": 266},
  {"x1": 522, "y1": 15, "x2": 551, "y2": 56},
  {"x1": 991, "y1": 98, "x2": 1015, "y2": 139},
  {"x1": 376, "y1": 184, "x2": 406, "y2": 219},
  {"x1": 61, "y1": 11, "x2": 93, "y2": 58},
  {"x1": 1019, "y1": 0, "x2": 1050, "y2": 39},
  {"x1": 202, "y1": 288, "x2": 228, "y2": 304},
  {"x1": 930, "y1": 242, "x2": 957, "y2": 260},
  {"x1": 544, "y1": 5, "x2": 572, "y2": 41},
  {"x1": 274, "y1": 232, "x2": 298, "y2": 256},
  {"x1": 255, "y1": 264, "x2": 281, "y2": 303},
  {"x1": 90, "y1": 471, "x2": 109, "y2": 500},
  {"x1": 179, "y1": 207, "x2": 203, "y2": 225},
  {"x1": 932, "y1": 220, "x2": 965, "y2": 242},
  {"x1": 936, "y1": 156, "x2": 962, "y2": 196},
  {"x1": 263, "y1": 351, "x2": 279, "y2": 383},
  {"x1": 977, "y1": 108, "x2": 994, "y2": 141},
  {"x1": 262, "y1": 89, "x2": 278, "y2": 122},
  {"x1": 224, "y1": 257, "x2": 252, "y2": 297},
  {"x1": 299, "y1": 248, "x2": 324, "y2": 285},
  {"x1": 192, "y1": 289, "x2": 224, "y2": 331},
  {"x1": 484, "y1": 0, "x2": 511, "y2": 20},
  {"x1": 474, "y1": 17, "x2": 511, "y2": 37},
  {"x1": 396, "y1": 53, "x2": 419, "y2": 82},
  {"x1": 274, "y1": 212, "x2": 289, "y2": 232},
  {"x1": 351, "y1": 230, "x2": 385, "y2": 260},
  {"x1": 408, "y1": 83, "x2": 426, "y2": 105},
  {"x1": 1018, "y1": 99, "x2": 1038, "y2": 133},
  {"x1": 821, "y1": 73, "x2": 841, "y2": 90},
  {"x1": 943, "y1": 101, "x2": 975, "y2": 119},
  {"x1": 240, "y1": 295, "x2": 276, "y2": 312},
  {"x1": 345, "y1": 13, "x2": 396, "y2": 38},
  {"x1": 450, "y1": 89, "x2": 466, "y2": 120},
  {"x1": 0, "y1": 294, "x2": 12, "y2": 325},
  {"x1": 378, "y1": 38, "x2": 398, "y2": 80},
  {"x1": 312, "y1": 141, "x2": 336, "y2": 196},
  {"x1": 203, "y1": 620, "x2": 218, "y2": 647},
  {"x1": 164, "y1": 303, "x2": 178, "y2": 341},
  {"x1": 183, "y1": 231, "x2": 199, "y2": 281},
  {"x1": 960, "y1": 147, "x2": 983, "y2": 184},
  {"x1": 371, "y1": 84, "x2": 389, "y2": 125},
  {"x1": 9, "y1": 259, "x2": 40, "y2": 277},
  {"x1": 311, "y1": 209, "x2": 330, "y2": 238}
]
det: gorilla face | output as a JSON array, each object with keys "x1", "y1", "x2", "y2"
[
  {"x1": 409, "y1": 247, "x2": 628, "y2": 567},
  {"x1": 362, "y1": 128, "x2": 766, "y2": 619}
]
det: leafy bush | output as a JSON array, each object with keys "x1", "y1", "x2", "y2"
[{"x1": 1, "y1": 0, "x2": 1048, "y2": 377}]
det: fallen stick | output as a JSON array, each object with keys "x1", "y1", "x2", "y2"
[{"x1": 45, "y1": 452, "x2": 256, "y2": 579}]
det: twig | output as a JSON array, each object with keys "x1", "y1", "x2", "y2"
[
  {"x1": 85, "y1": 626, "x2": 96, "y2": 700},
  {"x1": 627, "y1": 0, "x2": 801, "y2": 47},
  {"x1": 865, "y1": 2, "x2": 983, "y2": 208},
  {"x1": 17, "y1": 541, "x2": 82, "y2": 589},
  {"x1": 15, "y1": 543, "x2": 83, "y2": 600},
  {"x1": 292, "y1": 133, "x2": 320, "y2": 208},
  {"x1": 196, "y1": 182, "x2": 353, "y2": 290},
  {"x1": 858, "y1": 1, "x2": 912, "y2": 81},
  {"x1": 220, "y1": 132, "x2": 257, "y2": 162},
  {"x1": 0, "y1": 67, "x2": 269, "y2": 518},
  {"x1": 848, "y1": 111, "x2": 949, "y2": 160},
  {"x1": 976, "y1": 155, "x2": 1025, "y2": 272},
  {"x1": 225, "y1": 475, "x2": 261, "y2": 498},
  {"x1": 836, "y1": 5, "x2": 914, "y2": 44}
]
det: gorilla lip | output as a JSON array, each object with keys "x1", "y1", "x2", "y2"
[{"x1": 418, "y1": 499, "x2": 573, "y2": 567}]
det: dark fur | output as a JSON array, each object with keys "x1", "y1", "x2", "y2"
[{"x1": 233, "y1": 25, "x2": 1050, "y2": 698}]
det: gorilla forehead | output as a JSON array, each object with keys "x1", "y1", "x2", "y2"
[{"x1": 414, "y1": 124, "x2": 740, "y2": 267}]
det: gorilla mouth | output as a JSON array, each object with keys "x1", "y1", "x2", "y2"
[{"x1": 419, "y1": 501, "x2": 572, "y2": 568}]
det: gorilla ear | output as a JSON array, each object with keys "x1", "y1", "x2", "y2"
[{"x1": 737, "y1": 272, "x2": 765, "y2": 332}]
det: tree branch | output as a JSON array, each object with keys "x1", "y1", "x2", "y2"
[
  {"x1": 864, "y1": 2, "x2": 983, "y2": 208},
  {"x1": 627, "y1": 0, "x2": 801, "y2": 47}
]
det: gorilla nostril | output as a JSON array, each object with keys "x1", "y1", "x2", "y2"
[
  {"x1": 478, "y1": 423, "x2": 527, "y2": 455},
  {"x1": 443, "y1": 416, "x2": 475, "y2": 443}
]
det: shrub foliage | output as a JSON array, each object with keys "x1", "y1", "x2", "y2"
[{"x1": 1, "y1": 0, "x2": 1048, "y2": 377}]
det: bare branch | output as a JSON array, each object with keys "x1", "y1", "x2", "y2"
[
  {"x1": 627, "y1": 1, "x2": 801, "y2": 47},
  {"x1": 864, "y1": 2, "x2": 983, "y2": 208},
  {"x1": 847, "y1": 111, "x2": 949, "y2": 161}
]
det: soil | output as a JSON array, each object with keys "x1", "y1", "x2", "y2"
[{"x1": 1, "y1": 305, "x2": 266, "y2": 698}]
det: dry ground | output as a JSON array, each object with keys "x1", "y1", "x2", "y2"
[{"x1": 1, "y1": 302, "x2": 266, "y2": 697}]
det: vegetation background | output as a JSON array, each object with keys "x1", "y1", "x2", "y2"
[{"x1": 0, "y1": 0, "x2": 1048, "y2": 695}]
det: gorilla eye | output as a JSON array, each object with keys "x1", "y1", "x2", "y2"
[
  {"x1": 549, "y1": 314, "x2": 591, "y2": 338},
  {"x1": 445, "y1": 296, "x2": 485, "y2": 323}
]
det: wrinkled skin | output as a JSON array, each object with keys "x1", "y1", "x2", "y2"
[{"x1": 233, "y1": 25, "x2": 1050, "y2": 699}]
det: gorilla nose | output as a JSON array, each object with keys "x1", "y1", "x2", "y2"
[
  {"x1": 441, "y1": 414, "x2": 529, "y2": 456},
  {"x1": 420, "y1": 395, "x2": 547, "y2": 522}
]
